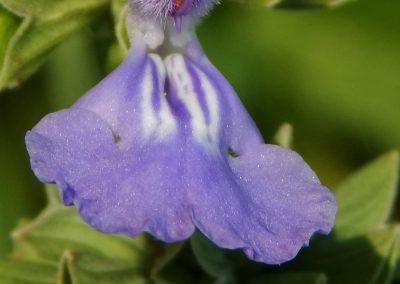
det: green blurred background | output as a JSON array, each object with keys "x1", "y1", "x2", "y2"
[{"x1": 0, "y1": 0, "x2": 399, "y2": 258}]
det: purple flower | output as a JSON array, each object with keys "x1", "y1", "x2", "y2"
[
  {"x1": 129, "y1": 0, "x2": 217, "y2": 19},
  {"x1": 25, "y1": 2, "x2": 336, "y2": 265}
]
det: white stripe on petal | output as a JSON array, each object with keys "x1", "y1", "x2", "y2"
[
  {"x1": 141, "y1": 54, "x2": 177, "y2": 142},
  {"x1": 140, "y1": 58, "x2": 158, "y2": 139},
  {"x1": 193, "y1": 64, "x2": 220, "y2": 145},
  {"x1": 149, "y1": 54, "x2": 177, "y2": 140},
  {"x1": 165, "y1": 54, "x2": 220, "y2": 147}
]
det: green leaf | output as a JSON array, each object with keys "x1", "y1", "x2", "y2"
[
  {"x1": 150, "y1": 243, "x2": 185, "y2": 284},
  {"x1": 273, "y1": 122, "x2": 293, "y2": 148},
  {"x1": 289, "y1": 225, "x2": 400, "y2": 284},
  {"x1": 59, "y1": 250, "x2": 148, "y2": 284},
  {"x1": 376, "y1": 232, "x2": 400, "y2": 284},
  {"x1": 334, "y1": 151, "x2": 399, "y2": 238},
  {"x1": 0, "y1": 7, "x2": 19, "y2": 67},
  {"x1": 190, "y1": 232, "x2": 237, "y2": 284},
  {"x1": 248, "y1": 272, "x2": 327, "y2": 284},
  {"x1": 230, "y1": 0, "x2": 355, "y2": 9},
  {"x1": 0, "y1": 261, "x2": 57, "y2": 284},
  {"x1": 11, "y1": 205, "x2": 149, "y2": 265},
  {"x1": 0, "y1": 0, "x2": 109, "y2": 91},
  {"x1": 391, "y1": 234, "x2": 400, "y2": 282}
]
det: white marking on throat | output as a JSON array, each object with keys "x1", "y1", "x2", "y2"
[
  {"x1": 165, "y1": 54, "x2": 220, "y2": 147},
  {"x1": 140, "y1": 54, "x2": 177, "y2": 141}
]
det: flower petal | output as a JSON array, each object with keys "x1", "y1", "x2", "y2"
[
  {"x1": 27, "y1": 107, "x2": 196, "y2": 241},
  {"x1": 164, "y1": 52, "x2": 265, "y2": 154},
  {"x1": 26, "y1": 47, "x2": 195, "y2": 241},
  {"x1": 190, "y1": 144, "x2": 336, "y2": 264},
  {"x1": 73, "y1": 44, "x2": 177, "y2": 150},
  {"x1": 26, "y1": 109, "x2": 120, "y2": 204},
  {"x1": 174, "y1": 43, "x2": 337, "y2": 264}
]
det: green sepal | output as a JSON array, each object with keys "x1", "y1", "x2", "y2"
[
  {"x1": 111, "y1": 0, "x2": 129, "y2": 53},
  {"x1": 106, "y1": 1, "x2": 128, "y2": 72}
]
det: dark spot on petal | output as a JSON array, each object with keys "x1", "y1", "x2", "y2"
[
  {"x1": 228, "y1": 147, "x2": 238, "y2": 158},
  {"x1": 113, "y1": 132, "x2": 122, "y2": 144}
]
